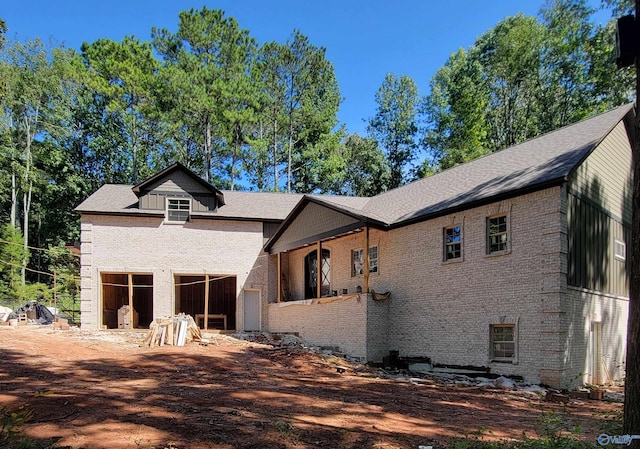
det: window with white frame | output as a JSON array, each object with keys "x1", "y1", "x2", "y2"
[
  {"x1": 351, "y1": 246, "x2": 378, "y2": 276},
  {"x1": 166, "y1": 198, "x2": 191, "y2": 222},
  {"x1": 444, "y1": 225, "x2": 462, "y2": 261},
  {"x1": 490, "y1": 324, "x2": 515, "y2": 361},
  {"x1": 487, "y1": 215, "x2": 508, "y2": 254}
]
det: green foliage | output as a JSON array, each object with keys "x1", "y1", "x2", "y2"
[
  {"x1": 274, "y1": 419, "x2": 298, "y2": 440},
  {"x1": 152, "y1": 7, "x2": 259, "y2": 186},
  {"x1": 368, "y1": 73, "x2": 420, "y2": 188},
  {"x1": 340, "y1": 133, "x2": 390, "y2": 196},
  {"x1": 81, "y1": 36, "x2": 160, "y2": 184},
  {"x1": 0, "y1": 18, "x2": 6, "y2": 49},
  {"x1": 421, "y1": 2, "x2": 634, "y2": 176},
  {"x1": 0, "y1": 224, "x2": 28, "y2": 304},
  {"x1": 1, "y1": 405, "x2": 32, "y2": 445},
  {"x1": 258, "y1": 30, "x2": 342, "y2": 192}
]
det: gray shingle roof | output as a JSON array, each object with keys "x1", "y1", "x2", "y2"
[
  {"x1": 75, "y1": 185, "x2": 147, "y2": 215},
  {"x1": 75, "y1": 184, "x2": 306, "y2": 221},
  {"x1": 76, "y1": 104, "x2": 634, "y2": 227},
  {"x1": 362, "y1": 103, "x2": 634, "y2": 225}
]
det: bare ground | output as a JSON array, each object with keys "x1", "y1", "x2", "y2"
[{"x1": 0, "y1": 324, "x2": 622, "y2": 449}]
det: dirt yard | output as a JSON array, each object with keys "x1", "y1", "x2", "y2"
[{"x1": 0, "y1": 324, "x2": 622, "y2": 449}]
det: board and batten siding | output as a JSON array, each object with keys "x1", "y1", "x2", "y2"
[
  {"x1": 566, "y1": 120, "x2": 631, "y2": 297},
  {"x1": 140, "y1": 193, "x2": 216, "y2": 212},
  {"x1": 139, "y1": 171, "x2": 218, "y2": 212}
]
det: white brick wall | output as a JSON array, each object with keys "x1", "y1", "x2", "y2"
[
  {"x1": 268, "y1": 186, "x2": 593, "y2": 386},
  {"x1": 369, "y1": 188, "x2": 567, "y2": 385},
  {"x1": 82, "y1": 183, "x2": 627, "y2": 388},
  {"x1": 266, "y1": 294, "x2": 385, "y2": 360},
  {"x1": 80, "y1": 214, "x2": 267, "y2": 330}
]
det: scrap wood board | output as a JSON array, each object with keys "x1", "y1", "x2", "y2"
[{"x1": 145, "y1": 314, "x2": 202, "y2": 347}]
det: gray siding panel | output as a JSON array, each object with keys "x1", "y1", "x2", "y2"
[
  {"x1": 148, "y1": 171, "x2": 213, "y2": 195},
  {"x1": 273, "y1": 202, "x2": 359, "y2": 251},
  {"x1": 568, "y1": 121, "x2": 632, "y2": 224},
  {"x1": 566, "y1": 121, "x2": 631, "y2": 298},
  {"x1": 567, "y1": 193, "x2": 629, "y2": 297}
]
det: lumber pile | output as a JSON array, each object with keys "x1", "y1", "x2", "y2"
[{"x1": 144, "y1": 314, "x2": 202, "y2": 347}]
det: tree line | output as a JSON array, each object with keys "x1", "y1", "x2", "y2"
[{"x1": 0, "y1": 0, "x2": 635, "y2": 301}]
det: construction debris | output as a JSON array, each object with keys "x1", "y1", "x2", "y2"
[{"x1": 144, "y1": 314, "x2": 202, "y2": 347}]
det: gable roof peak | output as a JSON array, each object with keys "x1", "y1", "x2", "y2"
[{"x1": 131, "y1": 162, "x2": 225, "y2": 206}]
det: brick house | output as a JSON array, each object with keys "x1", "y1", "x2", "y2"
[{"x1": 76, "y1": 104, "x2": 634, "y2": 388}]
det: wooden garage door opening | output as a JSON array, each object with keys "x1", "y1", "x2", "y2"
[
  {"x1": 101, "y1": 273, "x2": 153, "y2": 329},
  {"x1": 174, "y1": 275, "x2": 236, "y2": 331}
]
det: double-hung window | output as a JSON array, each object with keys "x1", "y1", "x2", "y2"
[
  {"x1": 351, "y1": 246, "x2": 378, "y2": 276},
  {"x1": 444, "y1": 225, "x2": 462, "y2": 261},
  {"x1": 487, "y1": 215, "x2": 508, "y2": 254},
  {"x1": 491, "y1": 324, "x2": 516, "y2": 362},
  {"x1": 167, "y1": 198, "x2": 191, "y2": 222},
  {"x1": 614, "y1": 239, "x2": 626, "y2": 261}
]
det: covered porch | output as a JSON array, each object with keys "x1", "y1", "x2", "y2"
[{"x1": 264, "y1": 197, "x2": 391, "y2": 362}]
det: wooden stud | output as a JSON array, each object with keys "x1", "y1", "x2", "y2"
[
  {"x1": 363, "y1": 226, "x2": 370, "y2": 294},
  {"x1": 204, "y1": 274, "x2": 210, "y2": 331},
  {"x1": 317, "y1": 241, "x2": 322, "y2": 298},
  {"x1": 128, "y1": 273, "x2": 134, "y2": 329},
  {"x1": 277, "y1": 253, "x2": 281, "y2": 303}
]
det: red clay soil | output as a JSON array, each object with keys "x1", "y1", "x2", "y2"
[{"x1": 0, "y1": 325, "x2": 621, "y2": 449}]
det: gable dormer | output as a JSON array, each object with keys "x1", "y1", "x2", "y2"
[{"x1": 132, "y1": 163, "x2": 225, "y2": 222}]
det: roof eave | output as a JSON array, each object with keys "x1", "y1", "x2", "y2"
[{"x1": 389, "y1": 177, "x2": 567, "y2": 230}]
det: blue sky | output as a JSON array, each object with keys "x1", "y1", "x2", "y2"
[{"x1": 2, "y1": 1, "x2": 612, "y2": 136}]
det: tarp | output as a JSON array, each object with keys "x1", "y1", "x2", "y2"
[{"x1": 11, "y1": 301, "x2": 55, "y2": 324}]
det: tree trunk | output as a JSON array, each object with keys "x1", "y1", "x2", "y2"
[
  {"x1": 10, "y1": 170, "x2": 17, "y2": 228},
  {"x1": 623, "y1": 3, "x2": 640, "y2": 443},
  {"x1": 272, "y1": 117, "x2": 278, "y2": 191},
  {"x1": 21, "y1": 112, "x2": 35, "y2": 286},
  {"x1": 204, "y1": 118, "x2": 212, "y2": 183},
  {"x1": 287, "y1": 114, "x2": 293, "y2": 194}
]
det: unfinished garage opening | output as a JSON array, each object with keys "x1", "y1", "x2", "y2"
[
  {"x1": 101, "y1": 273, "x2": 153, "y2": 329},
  {"x1": 174, "y1": 275, "x2": 236, "y2": 331}
]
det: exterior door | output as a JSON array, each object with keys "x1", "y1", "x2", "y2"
[
  {"x1": 589, "y1": 321, "x2": 603, "y2": 385},
  {"x1": 243, "y1": 290, "x2": 261, "y2": 331},
  {"x1": 304, "y1": 249, "x2": 330, "y2": 299}
]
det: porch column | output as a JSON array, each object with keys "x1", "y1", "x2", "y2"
[
  {"x1": 204, "y1": 274, "x2": 210, "y2": 330},
  {"x1": 317, "y1": 241, "x2": 322, "y2": 298},
  {"x1": 363, "y1": 226, "x2": 370, "y2": 293},
  {"x1": 127, "y1": 273, "x2": 134, "y2": 328},
  {"x1": 277, "y1": 253, "x2": 282, "y2": 303}
]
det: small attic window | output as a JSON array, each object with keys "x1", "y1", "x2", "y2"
[
  {"x1": 614, "y1": 239, "x2": 626, "y2": 261},
  {"x1": 167, "y1": 198, "x2": 191, "y2": 222}
]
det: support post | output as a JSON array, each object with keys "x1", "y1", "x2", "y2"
[
  {"x1": 363, "y1": 226, "x2": 370, "y2": 294},
  {"x1": 277, "y1": 253, "x2": 282, "y2": 303},
  {"x1": 317, "y1": 241, "x2": 322, "y2": 298},
  {"x1": 127, "y1": 273, "x2": 134, "y2": 329},
  {"x1": 204, "y1": 274, "x2": 210, "y2": 331}
]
